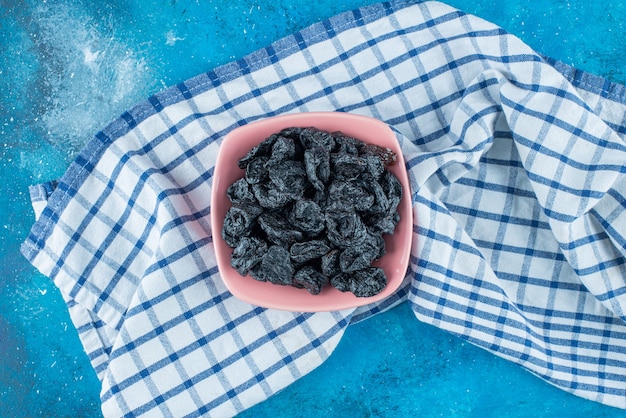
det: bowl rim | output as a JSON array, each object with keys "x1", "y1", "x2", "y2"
[{"x1": 210, "y1": 111, "x2": 413, "y2": 312}]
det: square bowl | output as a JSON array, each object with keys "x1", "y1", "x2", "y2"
[{"x1": 211, "y1": 112, "x2": 413, "y2": 311}]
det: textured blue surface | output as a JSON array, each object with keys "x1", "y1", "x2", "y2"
[{"x1": 2, "y1": 0, "x2": 626, "y2": 416}]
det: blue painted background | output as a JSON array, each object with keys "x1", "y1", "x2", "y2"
[{"x1": 2, "y1": 0, "x2": 626, "y2": 416}]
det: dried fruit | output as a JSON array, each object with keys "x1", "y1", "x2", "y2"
[{"x1": 222, "y1": 127, "x2": 402, "y2": 298}]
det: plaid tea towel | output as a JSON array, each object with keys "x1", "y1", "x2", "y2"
[{"x1": 22, "y1": 0, "x2": 626, "y2": 415}]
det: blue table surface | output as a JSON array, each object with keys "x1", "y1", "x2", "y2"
[{"x1": 2, "y1": 0, "x2": 626, "y2": 416}]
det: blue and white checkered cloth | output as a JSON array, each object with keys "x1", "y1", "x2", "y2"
[{"x1": 21, "y1": 0, "x2": 626, "y2": 415}]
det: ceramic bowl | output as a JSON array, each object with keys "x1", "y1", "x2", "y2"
[{"x1": 211, "y1": 112, "x2": 413, "y2": 311}]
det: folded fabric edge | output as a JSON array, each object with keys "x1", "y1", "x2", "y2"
[
  {"x1": 412, "y1": 308, "x2": 626, "y2": 410},
  {"x1": 544, "y1": 55, "x2": 626, "y2": 106},
  {"x1": 27, "y1": 181, "x2": 58, "y2": 220}
]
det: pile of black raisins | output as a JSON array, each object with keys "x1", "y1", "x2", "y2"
[{"x1": 222, "y1": 127, "x2": 402, "y2": 298}]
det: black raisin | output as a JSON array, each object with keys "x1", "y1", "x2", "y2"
[
  {"x1": 238, "y1": 134, "x2": 278, "y2": 169},
  {"x1": 324, "y1": 203, "x2": 367, "y2": 249},
  {"x1": 288, "y1": 199, "x2": 325, "y2": 236},
  {"x1": 222, "y1": 204, "x2": 263, "y2": 248},
  {"x1": 268, "y1": 161, "x2": 307, "y2": 199},
  {"x1": 258, "y1": 212, "x2": 303, "y2": 246},
  {"x1": 361, "y1": 154, "x2": 385, "y2": 180},
  {"x1": 230, "y1": 237, "x2": 268, "y2": 276},
  {"x1": 331, "y1": 153, "x2": 366, "y2": 181},
  {"x1": 278, "y1": 127, "x2": 305, "y2": 140},
  {"x1": 252, "y1": 183, "x2": 291, "y2": 209},
  {"x1": 304, "y1": 145, "x2": 331, "y2": 191},
  {"x1": 249, "y1": 264, "x2": 268, "y2": 282},
  {"x1": 339, "y1": 232, "x2": 384, "y2": 273},
  {"x1": 367, "y1": 213, "x2": 398, "y2": 235},
  {"x1": 360, "y1": 143, "x2": 397, "y2": 167},
  {"x1": 245, "y1": 156, "x2": 270, "y2": 184},
  {"x1": 293, "y1": 266, "x2": 328, "y2": 295},
  {"x1": 290, "y1": 239, "x2": 331, "y2": 264},
  {"x1": 330, "y1": 273, "x2": 352, "y2": 292},
  {"x1": 381, "y1": 170, "x2": 402, "y2": 213},
  {"x1": 227, "y1": 178, "x2": 256, "y2": 204},
  {"x1": 266, "y1": 136, "x2": 296, "y2": 166},
  {"x1": 332, "y1": 133, "x2": 363, "y2": 155},
  {"x1": 312, "y1": 188, "x2": 328, "y2": 208},
  {"x1": 299, "y1": 127, "x2": 336, "y2": 152},
  {"x1": 328, "y1": 180, "x2": 374, "y2": 212},
  {"x1": 257, "y1": 245, "x2": 295, "y2": 286},
  {"x1": 321, "y1": 249, "x2": 341, "y2": 277},
  {"x1": 362, "y1": 180, "x2": 389, "y2": 215},
  {"x1": 349, "y1": 267, "x2": 387, "y2": 297}
]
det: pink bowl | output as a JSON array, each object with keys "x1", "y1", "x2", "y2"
[{"x1": 211, "y1": 112, "x2": 413, "y2": 311}]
